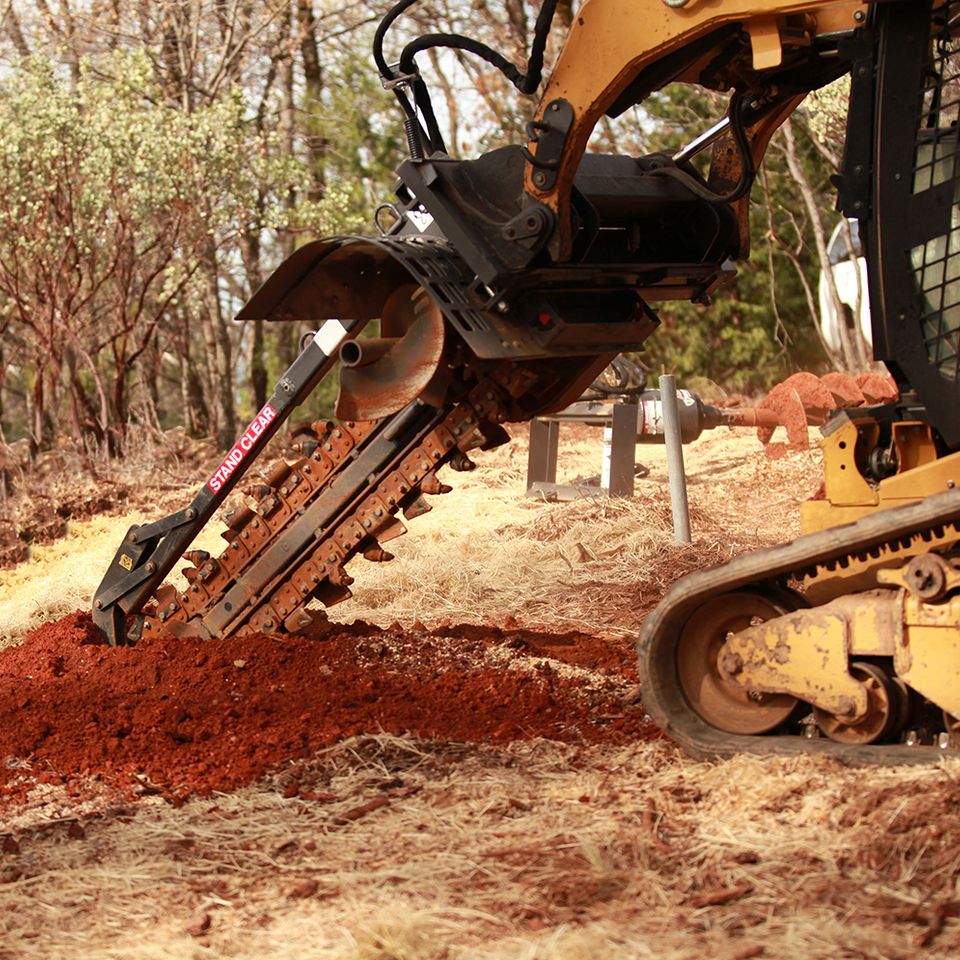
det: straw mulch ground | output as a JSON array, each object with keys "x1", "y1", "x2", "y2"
[{"x1": 3, "y1": 422, "x2": 959, "y2": 959}]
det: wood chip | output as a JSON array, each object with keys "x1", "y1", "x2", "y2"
[
  {"x1": 332, "y1": 795, "x2": 390, "y2": 825},
  {"x1": 689, "y1": 883, "x2": 754, "y2": 908}
]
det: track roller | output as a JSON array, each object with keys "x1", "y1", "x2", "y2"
[{"x1": 676, "y1": 591, "x2": 801, "y2": 735}]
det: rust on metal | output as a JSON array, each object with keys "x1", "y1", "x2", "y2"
[
  {"x1": 718, "y1": 408, "x2": 781, "y2": 429},
  {"x1": 141, "y1": 365, "x2": 529, "y2": 642},
  {"x1": 336, "y1": 287, "x2": 447, "y2": 422}
]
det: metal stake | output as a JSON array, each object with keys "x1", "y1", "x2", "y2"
[{"x1": 659, "y1": 374, "x2": 692, "y2": 543}]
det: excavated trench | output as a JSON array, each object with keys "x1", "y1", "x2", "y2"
[{"x1": 0, "y1": 612, "x2": 658, "y2": 806}]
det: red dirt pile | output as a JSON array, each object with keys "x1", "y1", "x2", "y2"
[{"x1": 0, "y1": 612, "x2": 654, "y2": 805}]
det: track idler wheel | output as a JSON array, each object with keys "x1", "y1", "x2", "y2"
[
  {"x1": 814, "y1": 661, "x2": 903, "y2": 745},
  {"x1": 677, "y1": 591, "x2": 800, "y2": 735}
]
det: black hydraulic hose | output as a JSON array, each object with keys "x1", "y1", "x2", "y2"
[
  {"x1": 411, "y1": 75, "x2": 447, "y2": 155},
  {"x1": 373, "y1": 0, "x2": 448, "y2": 153},
  {"x1": 397, "y1": 0, "x2": 560, "y2": 95},
  {"x1": 374, "y1": 0, "x2": 561, "y2": 156},
  {"x1": 651, "y1": 91, "x2": 757, "y2": 204},
  {"x1": 522, "y1": 0, "x2": 559, "y2": 94},
  {"x1": 374, "y1": 0, "x2": 421, "y2": 81},
  {"x1": 399, "y1": 33, "x2": 523, "y2": 87}
]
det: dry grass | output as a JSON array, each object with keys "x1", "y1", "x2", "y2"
[
  {"x1": 7, "y1": 422, "x2": 947, "y2": 960},
  {"x1": 3, "y1": 734, "x2": 960, "y2": 959},
  {"x1": 342, "y1": 424, "x2": 817, "y2": 635}
]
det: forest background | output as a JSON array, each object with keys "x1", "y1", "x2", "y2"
[{"x1": 0, "y1": 0, "x2": 860, "y2": 460}]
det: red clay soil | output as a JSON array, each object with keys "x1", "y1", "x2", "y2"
[
  {"x1": 0, "y1": 612, "x2": 655, "y2": 806},
  {"x1": 820, "y1": 371, "x2": 866, "y2": 408},
  {"x1": 757, "y1": 371, "x2": 900, "y2": 459}
]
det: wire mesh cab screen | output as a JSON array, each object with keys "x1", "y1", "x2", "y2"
[{"x1": 871, "y1": 0, "x2": 960, "y2": 448}]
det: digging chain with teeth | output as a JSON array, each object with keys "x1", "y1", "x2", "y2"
[{"x1": 142, "y1": 369, "x2": 526, "y2": 641}]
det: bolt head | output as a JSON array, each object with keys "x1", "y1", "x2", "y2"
[{"x1": 719, "y1": 651, "x2": 744, "y2": 676}]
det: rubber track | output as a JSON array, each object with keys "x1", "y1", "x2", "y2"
[{"x1": 637, "y1": 487, "x2": 960, "y2": 764}]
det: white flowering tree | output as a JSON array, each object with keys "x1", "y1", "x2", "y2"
[{"x1": 0, "y1": 52, "x2": 356, "y2": 453}]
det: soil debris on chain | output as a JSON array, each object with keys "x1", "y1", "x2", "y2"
[{"x1": 0, "y1": 610, "x2": 658, "y2": 806}]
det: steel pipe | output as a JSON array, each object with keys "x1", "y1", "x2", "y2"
[{"x1": 659, "y1": 374, "x2": 692, "y2": 544}]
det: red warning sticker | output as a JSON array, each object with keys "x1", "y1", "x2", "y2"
[{"x1": 207, "y1": 404, "x2": 278, "y2": 493}]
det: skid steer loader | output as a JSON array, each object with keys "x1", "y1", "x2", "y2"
[{"x1": 94, "y1": 0, "x2": 960, "y2": 762}]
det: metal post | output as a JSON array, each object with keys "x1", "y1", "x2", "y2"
[
  {"x1": 659, "y1": 375, "x2": 692, "y2": 543},
  {"x1": 526, "y1": 418, "x2": 560, "y2": 491},
  {"x1": 607, "y1": 401, "x2": 636, "y2": 497}
]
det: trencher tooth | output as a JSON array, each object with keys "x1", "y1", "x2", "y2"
[
  {"x1": 403, "y1": 495, "x2": 432, "y2": 520},
  {"x1": 363, "y1": 545, "x2": 395, "y2": 562}
]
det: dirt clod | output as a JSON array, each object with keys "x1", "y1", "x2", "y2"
[{"x1": 186, "y1": 912, "x2": 212, "y2": 938}]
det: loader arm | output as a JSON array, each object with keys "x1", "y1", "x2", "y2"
[
  {"x1": 393, "y1": 0, "x2": 872, "y2": 289},
  {"x1": 526, "y1": 0, "x2": 870, "y2": 259}
]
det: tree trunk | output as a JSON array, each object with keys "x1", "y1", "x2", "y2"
[
  {"x1": 276, "y1": 22, "x2": 300, "y2": 370},
  {"x1": 178, "y1": 320, "x2": 210, "y2": 437},
  {"x1": 3, "y1": 6, "x2": 31, "y2": 57},
  {"x1": 242, "y1": 219, "x2": 268, "y2": 412},
  {"x1": 781, "y1": 119, "x2": 859, "y2": 371},
  {"x1": 296, "y1": 0, "x2": 326, "y2": 202},
  {"x1": 201, "y1": 244, "x2": 236, "y2": 447},
  {"x1": 30, "y1": 367, "x2": 46, "y2": 455}
]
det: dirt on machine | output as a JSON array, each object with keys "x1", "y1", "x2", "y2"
[{"x1": 93, "y1": 0, "x2": 960, "y2": 763}]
